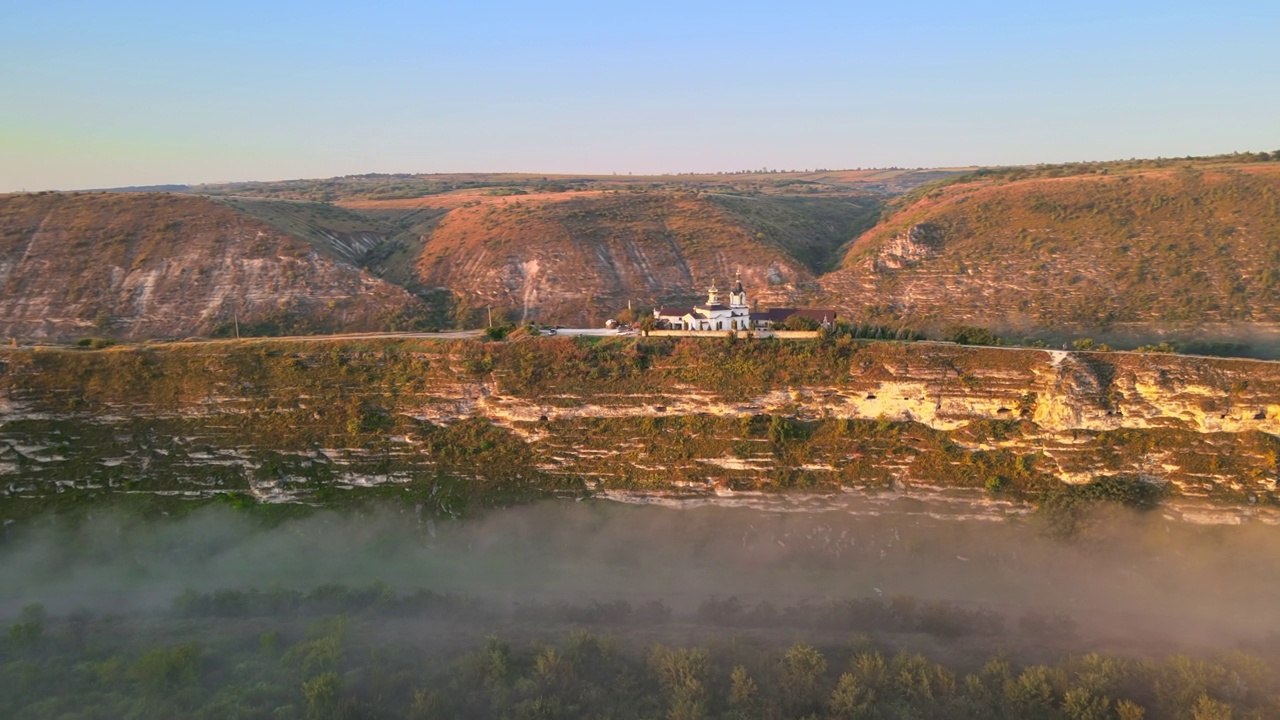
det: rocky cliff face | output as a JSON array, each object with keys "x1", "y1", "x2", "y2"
[
  {"x1": 1, "y1": 338, "x2": 1277, "y2": 523},
  {"x1": 0, "y1": 193, "x2": 423, "y2": 340}
]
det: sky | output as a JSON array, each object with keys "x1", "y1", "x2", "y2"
[{"x1": 2, "y1": 0, "x2": 1277, "y2": 191}]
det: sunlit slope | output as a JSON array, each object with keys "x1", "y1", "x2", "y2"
[
  {"x1": 5, "y1": 337, "x2": 1280, "y2": 521},
  {"x1": 823, "y1": 164, "x2": 1280, "y2": 337},
  {"x1": 410, "y1": 191, "x2": 880, "y2": 325},
  {"x1": 211, "y1": 196, "x2": 398, "y2": 266},
  {"x1": 0, "y1": 193, "x2": 423, "y2": 340}
]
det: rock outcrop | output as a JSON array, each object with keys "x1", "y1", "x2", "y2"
[
  {"x1": 2, "y1": 338, "x2": 1279, "y2": 522},
  {"x1": 872, "y1": 223, "x2": 943, "y2": 270}
]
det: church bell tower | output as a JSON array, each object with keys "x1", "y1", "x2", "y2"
[{"x1": 729, "y1": 270, "x2": 747, "y2": 309}]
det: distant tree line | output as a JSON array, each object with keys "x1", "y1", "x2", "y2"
[{"x1": 4, "y1": 587, "x2": 1276, "y2": 719}]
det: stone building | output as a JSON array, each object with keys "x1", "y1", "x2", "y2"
[{"x1": 653, "y1": 272, "x2": 835, "y2": 331}]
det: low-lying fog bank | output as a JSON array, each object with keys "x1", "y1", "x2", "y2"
[{"x1": 3, "y1": 496, "x2": 1277, "y2": 653}]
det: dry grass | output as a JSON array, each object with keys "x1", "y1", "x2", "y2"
[{"x1": 823, "y1": 163, "x2": 1280, "y2": 334}]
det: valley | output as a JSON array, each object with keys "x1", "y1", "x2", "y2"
[{"x1": 5, "y1": 154, "x2": 1280, "y2": 353}]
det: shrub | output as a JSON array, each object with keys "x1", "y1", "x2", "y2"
[
  {"x1": 132, "y1": 642, "x2": 201, "y2": 691},
  {"x1": 8, "y1": 603, "x2": 45, "y2": 649},
  {"x1": 942, "y1": 325, "x2": 1001, "y2": 345}
]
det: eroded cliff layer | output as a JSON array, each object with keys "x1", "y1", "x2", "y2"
[{"x1": 1, "y1": 337, "x2": 1278, "y2": 522}]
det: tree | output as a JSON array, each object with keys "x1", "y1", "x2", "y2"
[
  {"x1": 1115, "y1": 699, "x2": 1147, "y2": 719},
  {"x1": 780, "y1": 314, "x2": 821, "y2": 331},
  {"x1": 850, "y1": 651, "x2": 889, "y2": 691},
  {"x1": 778, "y1": 641, "x2": 828, "y2": 714},
  {"x1": 302, "y1": 671, "x2": 341, "y2": 719},
  {"x1": 648, "y1": 645, "x2": 710, "y2": 720},
  {"x1": 534, "y1": 646, "x2": 573, "y2": 689},
  {"x1": 1004, "y1": 665, "x2": 1060, "y2": 720},
  {"x1": 727, "y1": 665, "x2": 760, "y2": 718},
  {"x1": 132, "y1": 641, "x2": 201, "y2": 692},
  {"x1": 8, "y1": 603, "x2": 45, "y2": 650},
  {"x1": 1063, "y1": 687, "x2": 1112, "y2": 720},
  {"x1": 1190, "y1": 694, "x2": 1233, "y2": 720},
  {"x1": 942, "y1": 325, "x2": 1001, "y2": 345},
  {"x1": 828, "y1": 673, "x2": 877, "y2": 719}
]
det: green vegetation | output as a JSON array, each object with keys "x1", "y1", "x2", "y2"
[
  {"x1": 941, "y1": 325, "x2": 1003, "y2": 346},
  {"x1": 210, "y1": 196, "x2": 395, "y2": 261},
  {"x1": 707, "y1": 194, "x2": 883, "y2": 273},
  {"x1": 920, "y1": 150, "x2": 1280, "y2": 192},
  {"x1": 3, "y1": 587, "x2": 1277, "y2": 719},
  {"x1": 1035, "y1": 475, "x2": 1167, "y2": 538}
]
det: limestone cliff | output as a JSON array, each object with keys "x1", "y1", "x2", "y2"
[{"x1": 2, "y1": 338, "x2": 1278, "y2": 524}]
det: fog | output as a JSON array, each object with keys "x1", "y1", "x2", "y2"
[{"x1": 3, "y1": 494, "x2": 1277, "y2": 656}]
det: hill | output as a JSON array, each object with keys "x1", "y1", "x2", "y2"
[
  {"x1": 821, "y1": 161, "x2": 1280, "y2": 348},
  {"x1": 10, "y1": 156, "x2": 1280, "y2": 345},
  {"x1": 406, "y1": 190, "x2": 880, "y2": 325},
  {"x1": 0, "y1": 192, "x2": 425, "y2": 340}
]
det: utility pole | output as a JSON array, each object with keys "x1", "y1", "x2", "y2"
[{"x1": 487, "y1": 305, "x2": 493, "y2": 328}]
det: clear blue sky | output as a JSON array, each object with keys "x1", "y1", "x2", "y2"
[{"x1": 2, "y1": 0, "x2": 1277, "y2": 191}]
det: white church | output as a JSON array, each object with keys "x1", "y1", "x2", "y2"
[{"x1": 652, "y1": 272, "x2": 836, "y2": 331}]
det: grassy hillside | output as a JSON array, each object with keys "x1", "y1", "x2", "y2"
[
  {"x1": 707, "y1": 194, "x2": 881, "y2": 273},
  {"x1": 823, "y1": 162, "x2": 1280, "y2": 344},
  {"x1": 410, "y1": 190, "x2": 878, "y2": 325},
  {"x1": 211, "y1": 196, "x2": 395, "y2": 265},
  {"x1": 214, "y1": 196, "x2": 456, "y2": 325},
  {"x1": 0, "y1": 193, "x2": 426, "y2": 340}
]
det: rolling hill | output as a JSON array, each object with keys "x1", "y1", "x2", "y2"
[
  {"x1": 405, "y1": 190, "x2": 880, "y2": 326},
  {"x1": 820, "y1": 161, "x2": 1280, "y2": 347},
  {"x1": 180, "y1": 167, "x2": 965, "y2": 202},
  {"x1": 0, "y1": 192, "x2": 424, "y2": 340},
  {"x1": 6, "y1": 155, "x2": 1280, "y2": 348}
]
